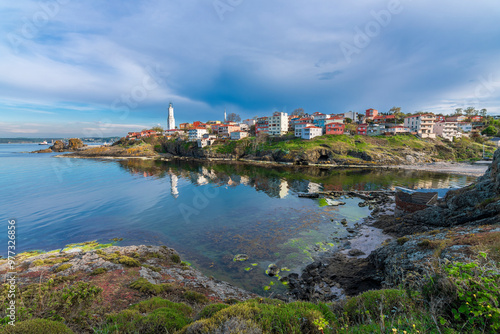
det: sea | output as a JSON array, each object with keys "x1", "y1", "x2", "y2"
[{"x1": 0, "y1": 143, "x2": 476, "y2": 293}]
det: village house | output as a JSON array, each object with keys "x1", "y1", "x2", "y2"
[
  {"x1": 457, "y1": 122, "x2": 472, "y2": 133},
  {"x1": 294, "y1": 122, "x2": 311, "y2": 137},
  {"x1": 230, "y1": 131, "x2": 249, "y2": 140},
  {"x1": 197, "y1": 133, "x2": 217, "y2": 148},
  {"x1": 445, "y1": 115, "x2": 466, "y2": 122},
  {"x1": 178, "y1": 123, "x2": 191, "y2": 130},
  {"x1": 219, "y1": 124, "x2": 240, "y2": 138},
  {"x1": 242, "y1": 119, "x2": 256, "y2": 127},
  {"x1": 433, "y1": 121, "x2": 461, "y2": 141},
  {"x1": 325, "y1": 122, "x2": 345, "y2": 135},
  {"x1": 385, "y1": 125, "x2": 410, "y2": 135},
  {"x1": 365, "y1": 108, "x2": 378, "y2": 121},
  {"x1": 373, "y1": 115, "x2": 396, "y2": 124},
  {"x1": 188, "y1": 128, "x2": 208, "y2": 141},
  {"x1": 367, "y1": 123, "x2": 387, "y2": 136},
  {"x1": 357, "y1": 124, "x2": 368, "y2": 135},
  {"x1": 404, "y1": 114, "x2": 436, "y2": 138},
  {"x1": 255, "y1": 117, "x2": 269, "y2": 135},
  {"x1": 301, "y1": 125, "x2": 322, "y2": 140}
]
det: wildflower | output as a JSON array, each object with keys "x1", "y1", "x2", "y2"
[
  {"x1": 466, "y1": 302, "x2": 469, "y2": 305},
  {"x1": 489, "y1": 314, "x2": 492, "y2": 317},
  {"x1": 392, "y1": 329, "x2": 397, "y2": 333},
  {"x1": 474, "y1": 294, "x2": 476, "y2": 298},
  {"x1": 413, "y1": 324, "x2": 416, "y2": 329},
  {"x1": 404, "y1": 331, "x2": 407, "y2": 334}
]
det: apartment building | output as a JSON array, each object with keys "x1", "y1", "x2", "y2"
[
  {"x1": 433, "y1": 122, "x2": 461, "y2": 141},
  {"x1": 188, "y1": 128, "x2": 208, "y2": 141},
  {"x1": 301, "y1": 125, "x2": 322, "y2": 140},
  {"x1": 268, "y1": 112, "x2": 289, "y2": 136},
  {"x1": 404, "y1": 114, "x2": 436, "y2": 138}
]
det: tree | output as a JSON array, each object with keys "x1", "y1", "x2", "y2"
[
  {"x1": 344, "y1": 118, "x2": 352, "y2": 124},
  {"x1": 292, "y1": 108, "x2": 305, "y2": 117},
  {"x1": 480, "y1": 109, "x2": 488, "y2": 117},
  {"x1": 356, "y1": 113, "x2": 364, "y2": 123},
  {"x1": 226, "y1": 113, "x2": 241, "y2": 122},
  {"x1": 389, "y1": 106, "x2": 403, "y2": 123},
  {"x1": 249, "y1": 124, "x2": 256, "y2": 136},
  {"x1": 152, "y1": 126, "x2": 164, "y2": 132},
  {"x1": 464, "y1": 107, "x2": 476, "y2": 118},
  {"x1": 455, "y1": 108, "x2": 463, "y2": 116},
  {"x1": 481, "y1": 125, "x2": 497, "y2": 136}
]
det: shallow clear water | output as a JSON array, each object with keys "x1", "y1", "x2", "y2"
[{"x1": 0, "y1": 144, "x2": 476, "y2": 293}]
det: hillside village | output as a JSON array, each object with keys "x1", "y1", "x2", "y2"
[{"x1": 126, "y1": 105, "x2": 500, "y2": 151}]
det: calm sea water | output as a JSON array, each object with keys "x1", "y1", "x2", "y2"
[{"x1": 0, "y1": 144, "x2": 475, "y2": 293}]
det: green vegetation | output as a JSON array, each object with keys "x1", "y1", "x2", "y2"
[
  {"x1": 62, "y1": 240, "x2": 113, "y2": 252},
  {"x1": 1, "y1": 319, "x2": 75, "y2": 333},
  {"x1": 54, "y1": 263, "x2": 73, "y2": 273},
  {"x1": 90, "y1": 268, "x2": 108, "y2": 276},
  {"x1": 183, "y1": 290, "x2": 209, "y2": 304},
  {"x1": 95, "y1": 250, "x2": 141, "y2": 267},
  {"x1": 129, "y1": 278, "x2": 172, "y2": 295}
]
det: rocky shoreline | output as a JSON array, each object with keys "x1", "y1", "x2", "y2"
[{"x1": 286, "y1": 148, "x2": 500, "y2": 302}]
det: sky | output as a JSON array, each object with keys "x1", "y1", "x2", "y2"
[{"x1": 1, "y1": 0, "x2": 500, "y2": 137}]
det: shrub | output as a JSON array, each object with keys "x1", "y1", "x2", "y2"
[
  {"x1": 54, "y1": 263, "x2": 73, "y2": 273},
  {"x1": 344, "y1": 289, "x2": 413, "y2": 323},
  {"x1": 1, "y1": 318, "x2": 74, "y2": 333},
  {"x1": 90, "y1": 268, "x2": 108, "y2": 276},
  {"x1": 129, "y1": 278, "x2": 171, "y2": 295},
  {"x1": 141, "y1": 307, "x2": 191, "y2": 333},
  {"x1": 397, "y1": 237, "x2": 409, "y2": 245},
  {"x1": 170, "y1": 253, "x2": 181, "y2": 263},
  {"x1": 196, "y1": 303, "x2": 230, "y2": 320},
  {"x1": 444, "y1": 253, "x2": 500, "y2": 332},
  {"x1": 130, "y1": 297, "x2": 192, "y2": 316},
  {"x1": 183, "y1": 290, "x2": 209, "y2": 304},
  {"x1": 117, "y1": 256, "x2": 141, "y2": 267}
]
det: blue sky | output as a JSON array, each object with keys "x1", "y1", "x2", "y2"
[{"x1": 1, "y1": 0, "x2": 500, "y2": 137}]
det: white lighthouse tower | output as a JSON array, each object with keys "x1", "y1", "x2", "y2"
[{"x1": 167, "y1": 103, "x2": 175, "y2": 130}]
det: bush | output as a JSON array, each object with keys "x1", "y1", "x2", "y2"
[
  {"x1": 344, "y1": 289, "x2": 413, "y2": 323},
  {"x1": 180, "y1": 298, "x2": 335, "y2": 334},
  {"x1": 130, "y1": 297, "x2": 192, "y2": 316},
  {"x1": 170, "y1": 253, "x2": 181, "y2": 263},
  {"x1": 397, "y1": 237, "x2": 409, "y2": 245},
  {"x1": 54, "y1": 263, "x2": 73, "y2": 273},
  {"x1": 90, "y1": 268, "x2": 108, "y2": 276},
  {"x1": 1, "y1": 318, "x2": 74, "y2": 333},
  {"x1": 183, "y1": 290, "x2": 208, "y2": 304},
  {"x1": 129, "y1": 278, "x2": 171, "y2": 295},
  {"x1": 196, "y1": 303, "x2": 230, "y2": 320}
]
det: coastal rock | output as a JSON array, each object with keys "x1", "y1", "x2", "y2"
[{"x1": 265, "y1": 264, "x2": 280, "y2": 277}]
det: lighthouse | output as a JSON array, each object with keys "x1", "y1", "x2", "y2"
[{"x1": 167, "y1": 103, "x2": 175, "y2": 130}]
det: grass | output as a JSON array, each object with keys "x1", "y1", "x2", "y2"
[{"x1": 129, "y1": 278, "x2": 172, "y2": 295}]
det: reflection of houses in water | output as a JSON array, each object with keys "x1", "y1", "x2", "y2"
[
  {"x1": 307, "y1": 182, "x2": 321, "y2": 193},
  {"x1": 170, "y1": 173, "x2": 179, "y2": 198},
  {"x1": 239, "y1": 175, "x2": 250, "y2": 186}
]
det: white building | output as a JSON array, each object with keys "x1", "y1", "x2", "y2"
[
  {"x1": 197, "y1": 134, "x2": 217, "y2": 148},
  {"x1": 238, "y1": 123, "x2": 250, "y2": 131},
  {"x1": 385, "y1": 125, "x2": 410, "y2": 135},
  {"x1": 404, "y1": 114, "x2": 436, "y2": 138},
  {"x1": 268, "y1": 112, "x2": 289, "y2": 136},
  {"x1": 433, "y1": 121, "x2": 461, "y2": 141},
  {"x1": 457, "y1": 122, "x2": 472, "y2": 133},
  {"x1": 294, "y1": 122, "x2": 310, "y2": 137},
  {"x1": 188, "y1": 128, "x2": 208, "y2": 141},
  {"x1": 242, "y1": 119, "x2": 256, "y2": 126},
  {"x1": 301, "y1": 125, "x2": 323, "y2": 140},
  {"x1": 167, "y1": 103, "x2": 175, "y2": 130},
  {"x1": 230, "y1": 131, "x2": 249, "y2": 140}
]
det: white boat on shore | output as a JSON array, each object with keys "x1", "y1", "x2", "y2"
[{"x1": 39, "y1": 141, "x2": 48, "y2": 145}]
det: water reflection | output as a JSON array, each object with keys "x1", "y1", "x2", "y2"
[{"x1": 118, "y1": 159, "x2": 475, "y2": 198}]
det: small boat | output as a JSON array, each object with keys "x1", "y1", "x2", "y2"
[{"x1": 38, "y1": 140, "x2": 48, "y2": 145}]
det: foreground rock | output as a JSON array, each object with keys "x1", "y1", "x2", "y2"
[{"x1": 0, "y1": 244, "x2": 255, "y2": 309}]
